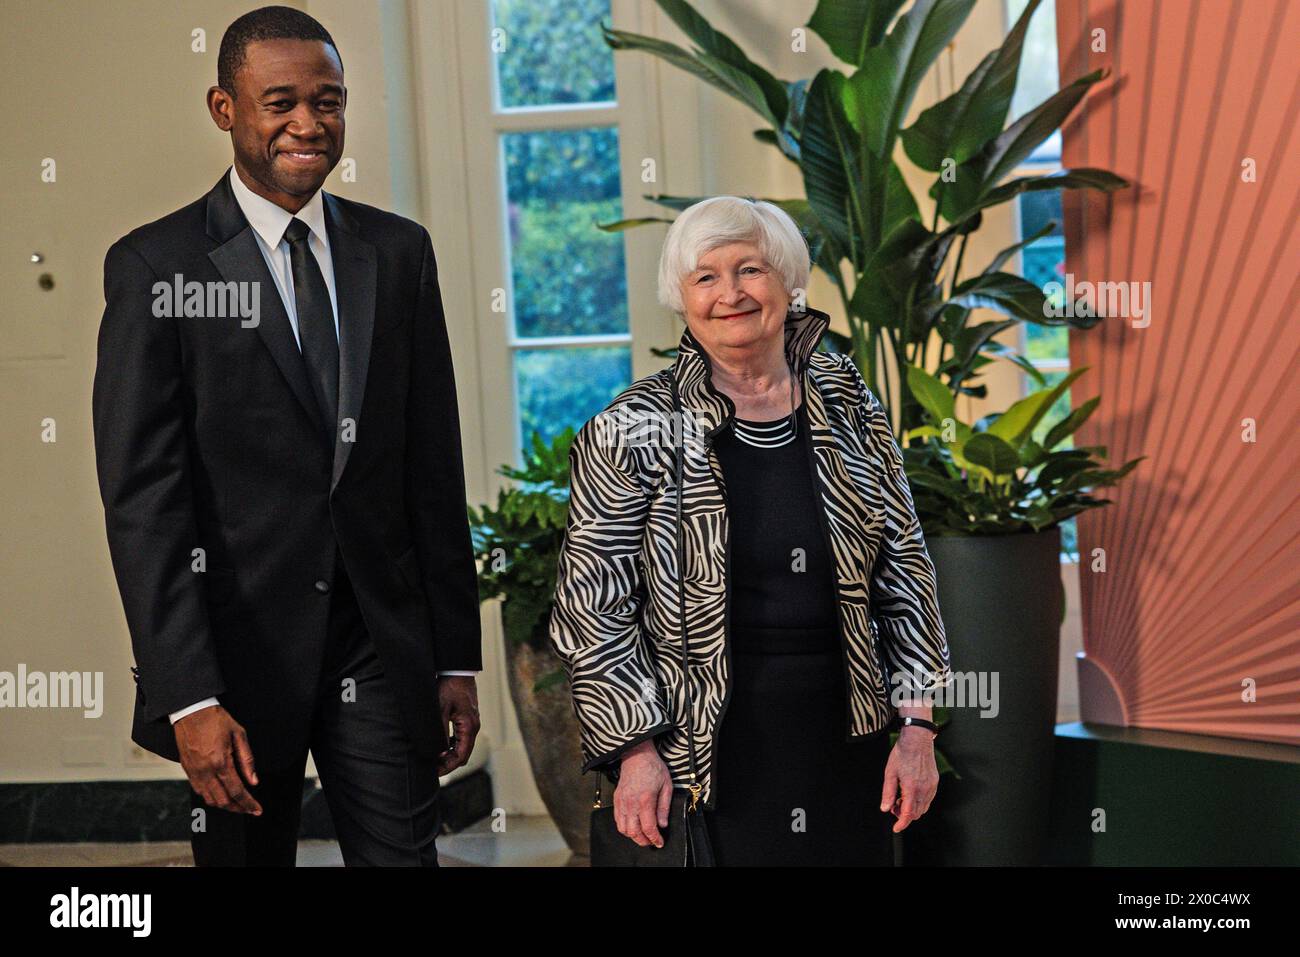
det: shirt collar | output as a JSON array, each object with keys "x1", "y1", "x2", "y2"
[{"x1": 227, "y1": 165, "x2": 329, "y2": 251}]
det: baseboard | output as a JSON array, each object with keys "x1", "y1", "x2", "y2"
[{"x1": 0, "y1": 769, "x2": 494, "y2": 844}]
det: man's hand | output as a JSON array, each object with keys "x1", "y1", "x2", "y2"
[
  {"x1": 174, "y1": 705, "x2": 261, "y2": 815},
  {"x1": 435, "y1": 675, "x2": 480, "y2": 776}
]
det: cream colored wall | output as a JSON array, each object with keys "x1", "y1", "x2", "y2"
[{"x1": 0, "y1": 0, "x2": 1080, "y2": 791}]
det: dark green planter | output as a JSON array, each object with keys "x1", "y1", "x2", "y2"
[{"x1": 901, "y1": 527, "x2": 1064, "y2": 866}]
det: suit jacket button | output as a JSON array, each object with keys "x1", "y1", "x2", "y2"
[{"x1": 314, "y1": 579, "x2": 331, "y2": 594}]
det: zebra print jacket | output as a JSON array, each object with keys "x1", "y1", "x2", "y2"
[{"x1": 548, "y1": 305, "x2": 953, "y2": 806}]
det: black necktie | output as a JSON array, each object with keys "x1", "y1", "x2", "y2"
[{"x1": 283, "y1": 217, "x2": 339, "y2": 445}]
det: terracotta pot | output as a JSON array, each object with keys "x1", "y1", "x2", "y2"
[{"x1": 500, "y1": 615, "x2": 592, "y2": 857}]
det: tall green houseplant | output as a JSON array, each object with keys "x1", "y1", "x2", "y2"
[{"x1": 602, "y1": 0, "x2": 1129, "y2": 440}]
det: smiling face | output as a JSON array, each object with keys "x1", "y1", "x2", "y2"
[
  {"x1": 679, "y1": 241, "x2": 791, "y2": 361},
  {"x1": 207, "y1": 38, "x2": 345, "y2": 212}
]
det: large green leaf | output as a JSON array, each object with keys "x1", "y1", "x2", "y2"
[
  {"x1": 602, "y1": 25, "x2": 779, "y2": 128},
  {"x1": 884, "y1": 160, "x2": 921, "y2": 236},
  {"x1": 936, "y1": 68, "x2": 1110, "y2": 219},
  {"x1": 900, "y1": 0, "x2": 1041, "y2": 171},
  {"x1": 845, "y1": 0, "x2": 976, "y2": 159},
  {"x1": 952, "y1": 269, "x2": 1107, "y2": 331},
  {"x1": 981, "y1": 339, "x2": 1049, "y2": 387},
  {"x1": 949, "y1": 318, "x2": 1018, "y2": 367},
  {"x1": 1054, "y1": 457, "x2": 1143, "y2": 493},
  {"x1": 906, "y1": 364, "x2": 955, "y2": 426},
  {"x1": 692, "y1": 50, "x2": 783, "y2": 127},
  {"x1": 653, "y1": 0, "x2": 789, "y2": 125},
  {"x1": 1042, "y1": 395, "x2": 1099, "y2": 450},
  {"x1": 595, "y1": 216, "x2": 674, "y2": 232},
  {"x1": 849, "y1": 218, "x2": 933, "y2": 333},
  {"x1": 768, "y1": 197, "x2": 845, "y2": 282},
  {"x1": 970, "y1": 167, "x2": 1129, "y2": 213},
  {"x1": 806, "y1": 0, "x2": 908, "y2": 67},
  {"x1": 1022, "y1": 501, "x2": 1057, "y2": 531},
  {"x1": 981, "y1": 220, "x2": 1056, "y2": 275},
  {"x1": 772, "y1": 78, "x2": 811, "y2": 160},
  {"x1": 643, "y1": 194, "x2": 710, "y2": 212},
  {"x1": 948, "y1": 271, "x2": 1055, "y2": 325},
  {"x1": 963, "y1": 432, "x2": 1021, "y2": 475},
  {"x1": 801, "y1": 69, "x2": 862, "y2": 255},
  {"x1": 1037, "y1": 452, "x2": 1099, "y2": 487},
  {"x1": 874, "y1": 218, "x2": 951, "y2": 297},
  {"x1": 986, "y1": 367, "x2": 1087, "y2": 446}
]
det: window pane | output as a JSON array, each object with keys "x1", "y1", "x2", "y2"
[
  {"x1": 1059, "y1": 516, "x2": 1078, "y2": 562},
  {"x1": 1025, "y1": 322, "x2": 1069, "y2": 363},
  {"x1": 504, "y1": 127, "x2": 629, "y2": 338},
  {"x1": 1021, "y1": 188, "x2": 1067, "y2": 360},
  {"x1": 515, "y1": 346, "x2": 630, "y2": 447},
  {"x1": 1019, "y1": 187, "x2": 1063, "y2": 243},
  {"x1": 492, "y1": 0, "x2": 617, "y2": 108}
]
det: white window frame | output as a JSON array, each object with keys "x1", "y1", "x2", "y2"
[{"x1": 453, "y1": 0, "x2": 673, "y2": 471}]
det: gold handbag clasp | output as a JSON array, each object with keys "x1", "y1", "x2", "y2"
[{"x1": 687, "y1": 781, "x2": 703, "y2": 812}]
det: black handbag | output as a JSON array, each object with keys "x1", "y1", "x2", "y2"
[{"x1": 589, "y1": 376, "x2": 715, "y2": 867}]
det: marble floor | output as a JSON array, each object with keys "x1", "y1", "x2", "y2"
[{"x1": 0, "y1": 814, "x2": 578, "y2": 867}]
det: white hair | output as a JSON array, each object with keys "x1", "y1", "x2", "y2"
[{"x1": 656, "y1": 196, "x2": 811, "y2": 314}]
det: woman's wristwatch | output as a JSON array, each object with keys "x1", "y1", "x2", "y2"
[{"x1": 898, "y1": 716, "x2": 940, "y2": 736}]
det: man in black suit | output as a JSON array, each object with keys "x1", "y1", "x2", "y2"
[{"x1": 91, "y1": 6, "x2": 481, "y2": 866}]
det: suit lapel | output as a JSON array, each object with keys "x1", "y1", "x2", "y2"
[
  {"x1": 205, "y1": 173, "x2": 324, "y2": 436},
  {"x1": 204, "y1": 173, "x2": 379, "y2": 491},
  {"x1": 323, "y1": 192, "x2": 376, "y2": 492}
]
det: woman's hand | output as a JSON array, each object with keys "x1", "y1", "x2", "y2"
[
  {"x1": 614, "y1": 740, "x2": 673, "y2": 848},
  {"x1": 880, "y1": 726, "x2": 940, "y2": 833}
]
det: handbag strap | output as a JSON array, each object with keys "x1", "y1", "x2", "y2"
[
  {"x1": 593, "y1": 376, "x2": 702, "y2": 811},
  {"x1": 670, "y1": 375, "x2": 703, "y2": 810}
]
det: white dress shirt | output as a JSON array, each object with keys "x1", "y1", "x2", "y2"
[{"x1": 168, "y1": 168, "x2": 475, "y2": 725}]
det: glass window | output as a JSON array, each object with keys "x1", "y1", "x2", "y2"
[
  {"x1": 1020, "y1": 189, "x2": 1066, "y2": 360},
  {"x1": 515, "y1": 346, "x2": 631, "y2": 447},
  {"x1": 503, "y1": 127, "x2": 629, "y2": 338},
  {"x1": 487, "y1": 0, "x2": 633, "y2": 452},
  {"x1": 492, "y1": 0, "x2": 617, "y2": 109}
]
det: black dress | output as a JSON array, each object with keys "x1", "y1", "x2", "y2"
[{"x1": 706, "y1": 399, "x2": 896, "y2": 866}]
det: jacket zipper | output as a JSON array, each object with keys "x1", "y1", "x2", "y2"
[
  {"x1": 797, "y1": 375, "x2": 857, "y2": 741},
  {"x1": 704, "y1": 436, "x2": 733, "y2": 812},
  {"x1": 674, "y1": 338, "x2": 739, "y2": 812}
]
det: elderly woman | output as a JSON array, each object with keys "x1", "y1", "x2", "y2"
[{"x1": 548, "y1": 196, "x2": 953, "y2": 866}]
